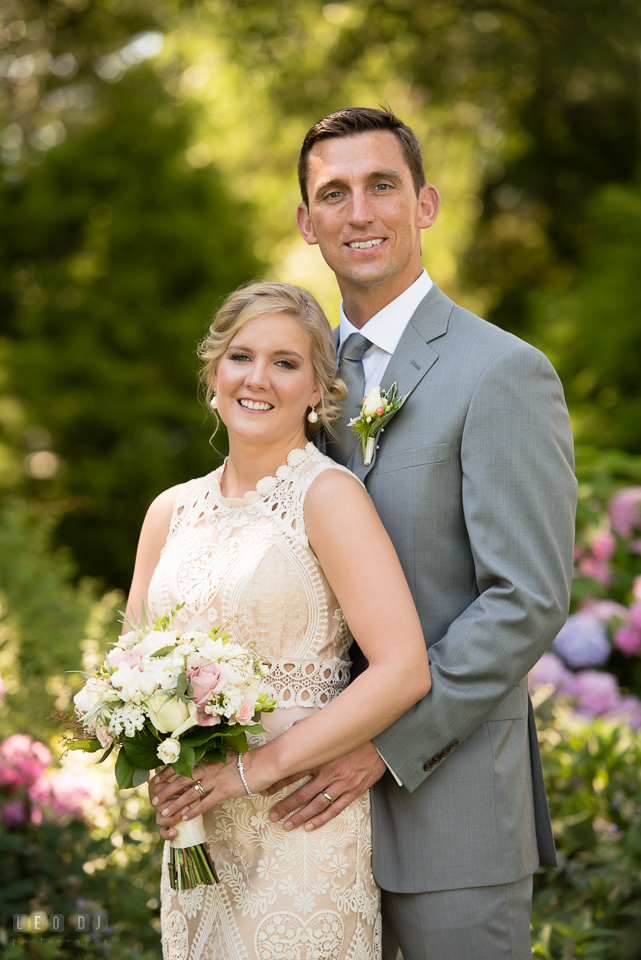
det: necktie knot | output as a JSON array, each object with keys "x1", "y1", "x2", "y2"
[{"x1": 341, "y1": 332, "x2": 372, "y2": 365}]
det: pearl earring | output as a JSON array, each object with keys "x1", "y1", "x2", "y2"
[
  {"x1": 210, "y1": 393, "x2": 217, "y2": 410},
  {"x1": 307, "y1": 403, "x2": 318, "y2": 424}
]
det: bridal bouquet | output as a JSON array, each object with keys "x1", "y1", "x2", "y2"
[
  {"x1": 349, "y1": 382, "x2": 408, "y2": 464},
  {"x1": 57, "y1": 604, "x2": 276, "y2": 889}
]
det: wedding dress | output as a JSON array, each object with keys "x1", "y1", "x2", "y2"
[{"x1": 148, "y1": 442, "x2": 381, "y2": 960}]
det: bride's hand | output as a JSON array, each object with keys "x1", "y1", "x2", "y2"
[{"x1": 151, "y1": 754, "x2": 248, "y2": 840}]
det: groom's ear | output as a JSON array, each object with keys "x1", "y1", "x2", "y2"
[{"x1": 296, "y1": 202, "x2": 318, "y2": 246}]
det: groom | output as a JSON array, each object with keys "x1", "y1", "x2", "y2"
[{"x1": 267, "y1": 107, "x2": 577, "y2": 959}]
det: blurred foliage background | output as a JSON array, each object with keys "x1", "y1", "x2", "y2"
[{"x1": 1, "y1": 0, "x2": 641, "y2": 957}]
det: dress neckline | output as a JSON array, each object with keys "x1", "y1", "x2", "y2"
[{"x1": 216, "y1": 441, "x2": 318, "y2": 507}]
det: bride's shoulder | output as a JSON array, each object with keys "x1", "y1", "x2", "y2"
[{"x1": 304, "y1": 459, "x2": 367, "y2": 510}]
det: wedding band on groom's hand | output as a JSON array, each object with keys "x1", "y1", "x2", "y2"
[
  {"x1": 322, "y1": 792, "x2": 334, "y2": 804},
  {"x1": 194, "y1": 781, "x2": 207, "y2": 798}
]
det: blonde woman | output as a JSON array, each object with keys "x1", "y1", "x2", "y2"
[{"x1": 126, "y1": 281, "x2": 430, "y2": 960}]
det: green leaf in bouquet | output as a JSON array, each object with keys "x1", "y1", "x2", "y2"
[
  {"x1": 65, "y1": 737, "x2": 102, "y2": 752},
  {"x1": 132, "y1": 767, "x2": 150, "y2": 787},
  {"x1": 179, "y1": 728, "x2": 224, "y2": 747},
  {"x1": 225, "y1": 732, "x2": 250, "y2": 754},
  {"x1": 172, "y1": 744, "x2": 196, "y2": 779},
  {"x1": 240, "y1": 723, "x2": 265, "y2": 735},
  {"x1": 123, "y1": 740, "x2": 159, "y2": 770},
  {"x1": 176, "y1": 672, "x2": 188, "y2": 698},
  {"x1": 202, "y1": 747, "x2": 227, "y2": 764},
  {"x1": 150, "y1": 644, "x2": 177, "y2": 658},
  {"x1": 115, "y1": 746, "x2": 136, "y2": 789},
  {"x1": 97, "y1": 742, "x2": 115, "y2": 763}
]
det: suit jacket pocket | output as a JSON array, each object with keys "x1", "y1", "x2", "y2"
[
  {"x1": 485, "y1": 680, "x2": 527, "y2": 721},
  {"x1": 377, "y1": 442, "x2": 452, "y2": 474}
]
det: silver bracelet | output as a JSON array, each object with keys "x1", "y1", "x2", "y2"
[{"x1": 237, "y1": 754, "x2": 257, "y2": 797}]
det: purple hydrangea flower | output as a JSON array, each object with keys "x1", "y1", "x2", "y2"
[
  {"x1": 552, "y1": 613, "x2": 611, "y2": 669},
  {"x1": 528, "y1": 652, "x2": 571, "y2": 692},
  {"x1": 566, "y1": 670, "x2": 622, "y2": 715}
]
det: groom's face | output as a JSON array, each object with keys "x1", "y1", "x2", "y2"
[{"x1": 296, "y1": 130, "x2": 438, "y2": 297}]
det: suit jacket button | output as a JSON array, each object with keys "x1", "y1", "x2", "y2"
[
  {"x1": 441, "y1": 747, "x2": 450, "y2": 757},
  {"x1": 450, "y1": 740, "x2": 459, "y2": 749},
  {"x1": 432, "y1": 755, "x2": 441, "y2": 763},
  {"x1": 423, "y1": 761, "x2": 433, "y2": 772}
]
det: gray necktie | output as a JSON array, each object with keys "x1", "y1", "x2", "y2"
[{"x1": 328, "y1": 332, "x2": 372, "y2": 466}]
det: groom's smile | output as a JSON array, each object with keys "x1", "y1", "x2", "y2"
[{"x1": 296, "y1": 130, "x2": 439, "y2": 324}]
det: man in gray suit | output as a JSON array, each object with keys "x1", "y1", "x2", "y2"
[{"x1": 267, "y1": 107, "x2": 577, "y2": 959}]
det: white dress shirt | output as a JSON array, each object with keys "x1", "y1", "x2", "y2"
[
  {"x1": 338, "y1": 269, "x2": 433, "y2": 786},
  {"x1": 338, "y1": 269, "x2": 433, "y2": 393}
]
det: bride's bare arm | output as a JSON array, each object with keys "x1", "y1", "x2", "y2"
[
  {"x1": 153, "y1": 469, "x2": 430, "y2": 831},
  {"x1": 125, "y1": 484, "x2": 182, "y2": 625}
]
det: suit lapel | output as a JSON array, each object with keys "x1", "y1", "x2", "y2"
[{"x1": 350, "y1": 285, "x2": 454, "y2": 481}]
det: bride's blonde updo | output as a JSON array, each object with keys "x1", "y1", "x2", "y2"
[{"x1": 198, "y1": 280, "x2": 347, "y2": 439}]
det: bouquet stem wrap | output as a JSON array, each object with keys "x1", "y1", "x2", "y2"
[{"x1": 168, "y1": 814, "x2": 218, "y2": 888}]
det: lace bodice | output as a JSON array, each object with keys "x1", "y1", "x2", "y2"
[{"x1": 148, "y1": 443, "x2": 354, "y2": 718}]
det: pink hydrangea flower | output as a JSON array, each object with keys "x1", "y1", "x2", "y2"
[
  {"x1": 580, "y1": 598, "x2": 628, "y2": 623},
  {"x1": 578, "y1": 556, "x2": 612, "y2": 586},
  {"x1": 0, "y1": 735, "x2": 51, "y2": 791},
  {"x1": 608, "y1": 487, "x2": 641, "y2": 539},
  {"x1": 633, "y1": 576, "x2": 641, "y2": 603},
  {"x1": 29, "y1": 769, "x2": 92, "y2": 822},
  {"x1": 591, "y1": 531, "x2": 616, "y2": 560},
  {"x1": 613, "y1": 624, "x2": 641, "y2": 657},
  {"x1": 629, "y1": 604, "x2": 641, "y2": 630}
]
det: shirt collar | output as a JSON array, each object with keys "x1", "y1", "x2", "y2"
[{"x1": 338, "y1": 269, "x2": 433, "y2": 355}]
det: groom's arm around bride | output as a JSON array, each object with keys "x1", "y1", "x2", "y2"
[{"x1": 268, "y1": 106, "x2": 577, "y2": 960}]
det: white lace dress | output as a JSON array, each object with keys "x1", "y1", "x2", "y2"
[{"x1": 149, "y1": 443, "x2": 381, "y2": 960}]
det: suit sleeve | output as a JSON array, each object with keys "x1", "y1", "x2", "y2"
[{"x1": 372, "y1": 343, "x2": 577, "y2": 792}]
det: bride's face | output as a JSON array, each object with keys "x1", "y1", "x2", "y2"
[{"x1": 214, "y1": 313, "x2": 321, "y2": 449}]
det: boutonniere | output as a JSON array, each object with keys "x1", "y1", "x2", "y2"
[{"x1": 349, "y1": 383, "x2": 408, "y2": 465}]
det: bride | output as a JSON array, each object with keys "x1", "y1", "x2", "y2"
[{"x1": 126, "y1": 281, "x2": 430, "y2": 960}]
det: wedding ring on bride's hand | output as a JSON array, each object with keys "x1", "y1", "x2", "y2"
[
  {"x1": 194, "y1": 781, "x2": 207, "y2": 798},
  {"x1": 322, "y1": 792, "x2": 334, "y2": 805}
]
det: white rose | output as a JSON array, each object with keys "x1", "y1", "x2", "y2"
[
  {"x1": 74, "y1": 677, "x2": 111, "y2": 716},
  {"x1": 220, "y1": 648, "x2": 255, "y2": 685},
  {"x1": 148, "y1": 694, "x2": 198, "y2": 737},
  {"x1": 157, "y1": 738, "x2": 181, "y2": 764},
  {"x1": 362, "y1": 386, "x2": 383, "y2": 416}
]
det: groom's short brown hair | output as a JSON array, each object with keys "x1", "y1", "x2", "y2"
[{"x1": 297, "y1": 106, "x2": 426, "y2": 207}]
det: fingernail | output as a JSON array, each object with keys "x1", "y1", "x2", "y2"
[
  {"x1": 269, "y1": 812, "x2": 279, "y2": 822},
  {"x1": 162, "y1": 808, "x2": 170, "y2": 816},
  {"x1": 168, "y1": 830, "x2": 176, "y2": 838},
  {"x1": 283, "y1": 821, "x2": 293, "y2": 831},
  {"x1": 152, "y1": 797, "x2": 159, "y2": 806},
  {"x1": 305, "y1": 823, "x2": 315, "y2": 831},
  {"x1": 182, "y1": 814, "x2": 189, "y2": 821},
  {"x1": 154, "y1": 776, "x2": 160, "y2": 784}
]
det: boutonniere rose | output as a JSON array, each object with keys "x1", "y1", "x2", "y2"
[{"x1": 349, "y1": 382, "x2": 408, "y2": 465}]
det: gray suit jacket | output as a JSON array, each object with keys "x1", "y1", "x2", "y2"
[{"x1": 342, "y1": 285, "x2": 577, "y2": 893}]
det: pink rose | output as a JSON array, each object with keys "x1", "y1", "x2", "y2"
[
  {"x1": 237, "y1": 699, "x2": 255, "y2": 725},
  {"x1": 108, "y1": 647, "x2": 144, "y2": 671},
  {"x1": 196, "y1": 713, "x2": 221, "y2": 727},
  {"x1": 187, "y1": 662, "x2": 227, "y2": 706}
]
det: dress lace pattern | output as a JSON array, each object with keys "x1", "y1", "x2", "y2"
[{"x1": 149, "y1": 443, "x2": 381, "y2": 960}]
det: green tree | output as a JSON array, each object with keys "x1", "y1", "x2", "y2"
[{"x1": 1, "y1": 4, "x2": 262, "y2": 588}]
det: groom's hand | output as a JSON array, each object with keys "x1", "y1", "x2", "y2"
[{"x1": 267, "y1": 741, "x2": 386, "y2": 831}]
